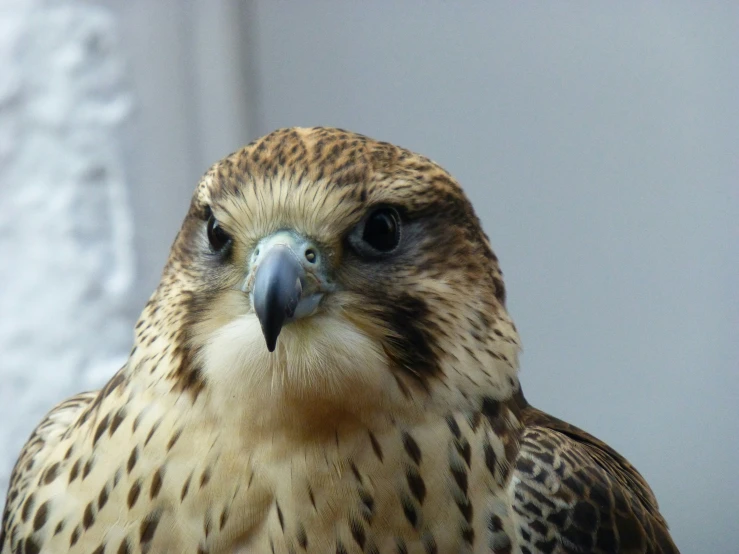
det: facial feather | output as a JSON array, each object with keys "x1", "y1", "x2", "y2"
[
  {"x1": 199, "y1": 311, "x2": 407, "y2": 439},
  {"x1": 152, "y1": 127, "x2": 522, "y2": 433}
]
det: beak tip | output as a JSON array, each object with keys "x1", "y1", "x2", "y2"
[
  {"x1": 265, "y1": 336, "x2": 278, "y2": 353},
  {"x1": 258, "y1": 320, "x2": 280, "y2": 353}
]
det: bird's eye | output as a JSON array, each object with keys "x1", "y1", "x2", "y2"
[
  {"x1": 360, "y1": 207, "x2": 401, "y2": 253},
  {"x1": 207, "y1": 215, "x2": 232, "y2": 252}
]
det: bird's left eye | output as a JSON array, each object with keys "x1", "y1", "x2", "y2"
[
  {"x1": 207, "y1": 215, "x2": 232, "y2": 252},
  {"x1": 349, "y1": 207, "x2": 402, "y2": 258},
  {"x1": 363, "y1": 208, "x2": 400, "y2": 252}
]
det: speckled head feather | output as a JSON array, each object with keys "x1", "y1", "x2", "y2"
[
  {"x1": 146, "y1": 127, "x2": 520, "y2": 437},
  {"x1": 2, "y1": 127, "x2": 679, "y2": 554}
]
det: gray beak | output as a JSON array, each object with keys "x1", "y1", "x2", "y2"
[
  {"x1": 250, "y1": 231, "x2": 328, "y2": 352},
  {"x1": 253, "y1": 245, "x2": 304, "y2": 352}
]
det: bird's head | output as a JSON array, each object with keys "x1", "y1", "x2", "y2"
[{"x1": 142, "y1": 128, "x2": 520, "y2": 435}]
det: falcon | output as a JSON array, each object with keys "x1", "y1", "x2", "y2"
[{"x1": 1, "y1": 127, "x2": 679, "y2": 553}]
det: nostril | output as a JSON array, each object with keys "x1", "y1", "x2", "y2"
[{"x1": 304, "y1": 248, "x2": 317, "y2": 263}]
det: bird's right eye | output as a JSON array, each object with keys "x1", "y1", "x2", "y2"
[{"x1": 207, "y1": 214, "x2": 232, "y2": 252}]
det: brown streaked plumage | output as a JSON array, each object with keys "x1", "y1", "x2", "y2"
[{"x1": 1, "y1": 127, "x2": 679, "y2": 553}]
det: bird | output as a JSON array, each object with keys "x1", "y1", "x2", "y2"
[{"x1": 1, "y1": 127, "x2": 679, "y2": 553}]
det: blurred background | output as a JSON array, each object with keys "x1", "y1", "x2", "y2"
[{"x1": 1, "y1": 1, "x2": 737, "y2": 550}]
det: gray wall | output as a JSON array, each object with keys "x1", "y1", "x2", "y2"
[{"x1": 2, "y1": 2, "x2": 737, "y2": 552}]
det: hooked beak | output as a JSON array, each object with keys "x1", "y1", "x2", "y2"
[{"x1": 250, "y1": 232, "x2": 327, "y2": 352}]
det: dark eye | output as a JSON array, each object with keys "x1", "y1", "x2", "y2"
[
  {"x1": 207, "y1": 214, "x2": 232, "y2": 252},
  {"x1": 361, "y1": 207, "x2": 401, "y2": 253}
]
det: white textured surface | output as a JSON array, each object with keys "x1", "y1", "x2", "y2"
[{"x1": 0, "y1": 1, "x2": 134, "y2": 492}]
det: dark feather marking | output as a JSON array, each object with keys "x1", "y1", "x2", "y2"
[
  {"x1": 24, "y1": 537, "x2": 40, "y2": 554},
  {"x1": 358, "y1": 488, "x2": 375, "y2": 522},
  {"x1": 83, "y1": 502, "x2": 95, "y2": 529},
  {"x1": 32, "y1": 501, "x2": 48, "y2": 531},
  {"x1": 127, "y1": 447, "x2": 138, "y2": 474},
  {"x1": 82, "y1": 457, "x2": 94, "y2": 480},
  {"x1": 451, "y1": 464, "x2": 468, "y2": 493},
  {"x1": 276, "y1": 501, "x2": 284, "y2": 531},
  {"x1": 98, "y1": 485, "x2": 110, "y2": 510},
  {"x1": 42, "y1": 462, "x2": 60, "y2": 485},
  {"x1": 401, "y1": 495, "x2": 418, "y2": 528},
  {"x1": 423, "y1": 532, "x2": 439, "y2": 554},
  {"x1": 127, "y1": 479, "x2": 142, "y2": 509},
  {"x1": 350, "y1": 519, "x2": 366, "y2": 549},
  {"x1": 368, "y1": 431, "x2": 384, "y2": 462},
  {"x1": 110, "y1": 408, "x2": 126, "y2": 436},
  {"x1": 150, "y1": 468, "x2": 164, "y2": 499},
  {"x1": 402, "y1": 432, "x2": 422, "y2": 465},
  {"x1": 92, "y1": 414, "x2": 110, "y2": 447},
  {"x1": 117, "y1": 538, "x2": 131, "y2": 554},
  {"x1": 167, "y1": 429, "x2": 183, "y2": 451},
  {"x1": 139, "y1": 509, "x2": 161, "y2": 545},
  {"x1": 378, "y1": 293, "x2": 441, "y2": 379},
  {"x1": 406, "y1": 467, "x2": 426, "y2": 503},
  {"x1": 200, "y1": 468, "x2": 211, "y2": 489},
  {"x1": 20, "y1": 494, "x2": 35, "y2": 522},
  {"x1": 70, "y1": 525, "x2": 81, "y2": 546},
  {"x1": 296, "y1": 523, "x2": 307, "y2": 549},
  {"x1": 144, "y1": 421, "x2": 160, "y2": 447}
]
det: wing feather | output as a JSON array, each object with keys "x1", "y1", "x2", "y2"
[
  {"x1": 1, "y1": 391, "x2": 97, "y2": 552},
  {"x1": 511, "y1": 405, "x2": 680, "y2": 553}
]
